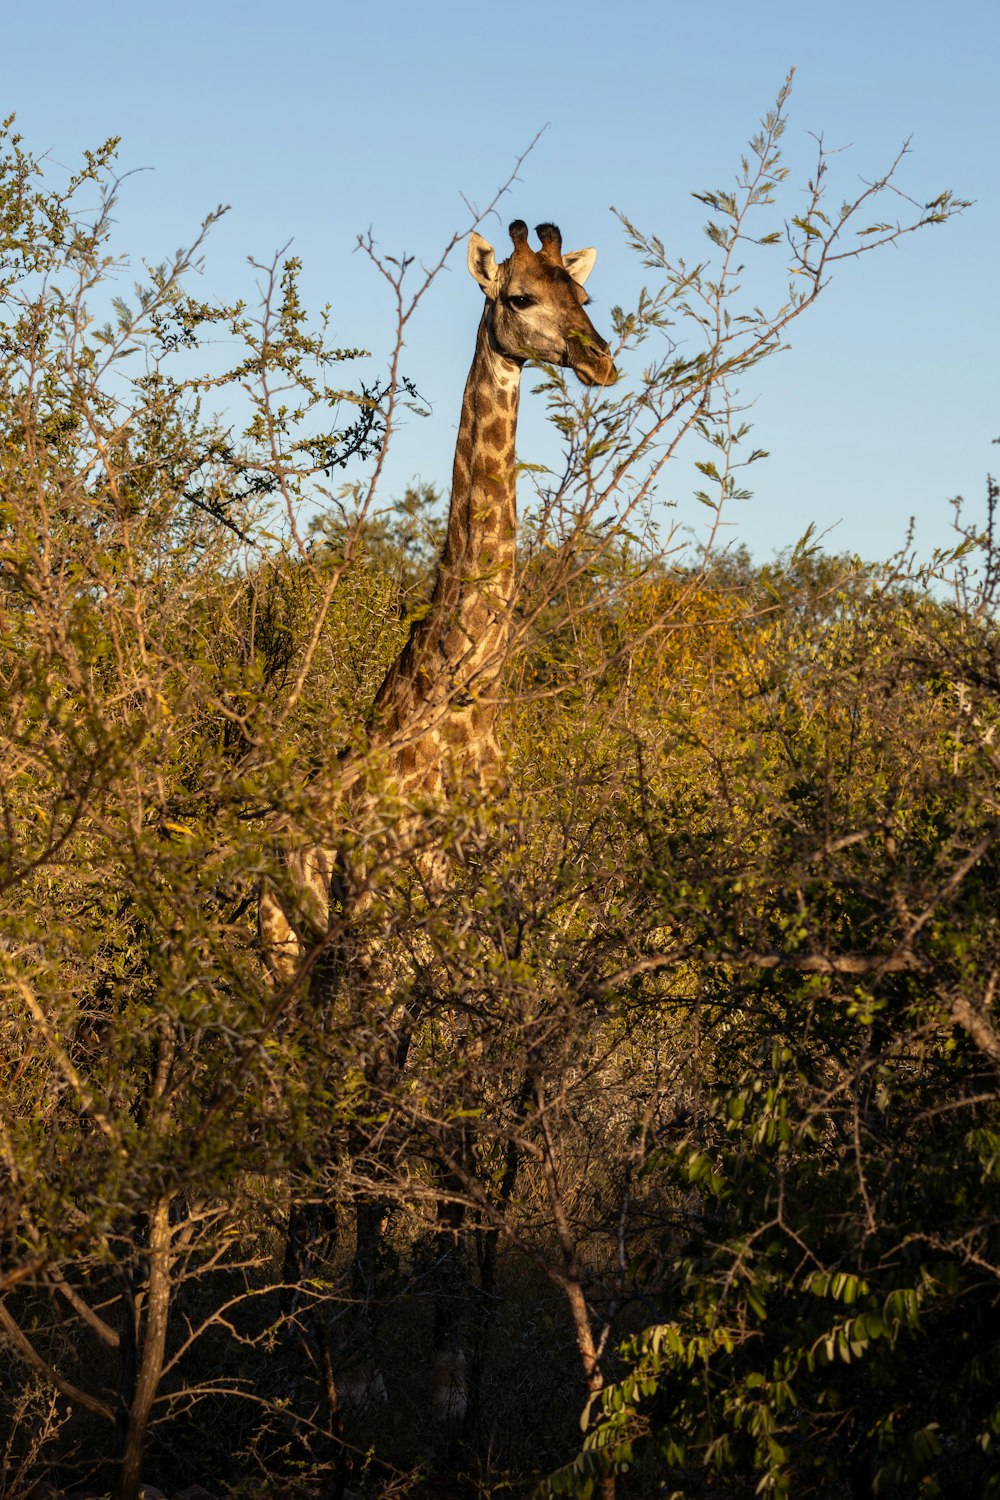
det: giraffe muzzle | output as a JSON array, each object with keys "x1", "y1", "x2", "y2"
[{"x1": 568, "y1": 342, "x2": 618, "y2": 387}]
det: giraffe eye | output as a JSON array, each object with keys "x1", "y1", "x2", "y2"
[{"x1": 506, "y1": 294, "x2": 534, "y2": 311}]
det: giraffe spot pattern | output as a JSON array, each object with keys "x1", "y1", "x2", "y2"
[{"x1": 267, "y1": 231, "x2": 613, "y2": 983}]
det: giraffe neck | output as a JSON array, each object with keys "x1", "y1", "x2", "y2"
[
  {"x1": 436, "y1": 304, "x2": 521, "y2": 635},
  {"x1": 369, "y1": 307, "x2": 521, "y2": 768}
]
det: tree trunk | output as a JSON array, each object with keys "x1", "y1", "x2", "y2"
[
  {"x1": 115, "y1": 1197, "x2": 172, "y2": 1500},
  {"x1": 430, "y1": 1183, "x2": 468, "y2": 1426}
]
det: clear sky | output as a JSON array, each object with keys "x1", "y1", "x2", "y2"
[{"x1": 3, "y1": 0, "x2": 997, "y2": 563}]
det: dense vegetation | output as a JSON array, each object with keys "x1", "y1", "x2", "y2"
[{"x1": 2, "y1": 90, "x2": 997, "y2": 1500}]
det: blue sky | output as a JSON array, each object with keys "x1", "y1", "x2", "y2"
[{"x1": 3, "y1": 0, "x2": 997, "y2": 563}]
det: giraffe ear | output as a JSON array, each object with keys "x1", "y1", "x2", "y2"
[
  {"x1": 563, "y1": 247, "x2": 597, "y2": 286},
  {"x1": 468, "y1": 233, "x2": 499, "y2": 293}
]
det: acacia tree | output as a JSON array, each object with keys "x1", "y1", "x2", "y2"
[
  {"x1": 0, "y1": 118, "x2": 389, "y2": 1496},
  {"x1": 543, "y1": 513, "x2": 1000, "y2": 1498},
  {"x1": 0, "y1": 81, "x2": 974, "y2": 1500}
]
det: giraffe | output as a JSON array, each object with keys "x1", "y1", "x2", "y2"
[
  {"x1": 261, "y1": 219, "x2": 616, "y2": 973},
  {"x1": 262, "y1": 219, "x2": 616, "y2": 1429}
]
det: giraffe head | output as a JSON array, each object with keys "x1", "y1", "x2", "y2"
[{"x1": 468, "y1": 220, "x2": 617, "y2": 387}]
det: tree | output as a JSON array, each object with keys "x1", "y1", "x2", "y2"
[{"x1": 549, "y1": 514, "x2": 1000, "y2": 1498}]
